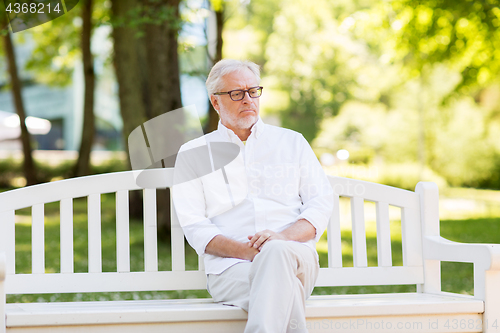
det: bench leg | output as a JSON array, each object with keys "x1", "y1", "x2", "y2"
[{"x1": 483, "y1": 270, "x2": 500, "y2": 333}]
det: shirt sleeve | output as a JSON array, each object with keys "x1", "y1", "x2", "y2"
[
  {"x1": 295, "y1": 134, "x2": 334, "y2": 242},
  {"x1": 172, "y1": 144, "x2": 223, "y2": 256}
]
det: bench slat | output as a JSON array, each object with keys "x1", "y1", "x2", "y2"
[
  {"x1": 329, "y1": 177, "x2": 419, "y2": 210},
  {"x1": 144, "y1": 189, "x2": 158, "y2": 272},
  {"x1": 0, "y1": 210, "x2": 15, "y2": 274},
  {"x1": 88, "y1": 194, "x2": 102, "y2": 273},
  {"x1": 0, "y1": 169, "x2": 173, "y2": 212},
  {"x1": 60, "y1": 198, "x2": 74, "y2": 274},
  {"x1": 401, "y1": 207, "x2": 423, "y2": 267},
  {"x1": 351, "y1": 197, "x2": 367, "y2": 267},
  {"x1": 328, "y1": 194, "x2": 342, "y2": 268},
  {"x1": 32, "y1": 204, "x2": 45, "y2": 274},
  {"x1": 316, "y1": 266, "x2": 424, "y2": 286},
  {"x1": 198, "y1": 255, "x2": 204, "y2": 271},
  {"x1": 5, "y1": 266, "x2": 425, "y2": 294},
  {"x1": 5, "y1": 271, "x2": 207, "y2": 294},
  {"x1": 116, "y1": 190, "x2": 130, "y2": 273},
  {"x1": 376, "y1": 201, "x2": 392, "y2": 267},
  {"x1": 171, "y1": 195, "x2": 185, "y2": 272}
]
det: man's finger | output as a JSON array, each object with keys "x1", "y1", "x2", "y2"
[
  {"x1": 253, "y1": 233, "x2": 271, "y2": 249},
  {"x1": 249, "y1": 232, "x2": 265, "y2": 246},
  {"x1": 252, "y1": 235, "x2": 265, "y2": 248},
  {"x1": 248, "y1": 234, "x2": 260, "y2": 247}
]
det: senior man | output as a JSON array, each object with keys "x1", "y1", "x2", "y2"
[{"x1": 172, "y1": 59, "x2": 333, "y2": 332}]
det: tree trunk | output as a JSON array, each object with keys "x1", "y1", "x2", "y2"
[
  {"x1": 2, "y1": 25, "x2": 38, "y2": 186},
  {"x1": 111, "y1": 0, "x2": 148, "y2": 149},
  {"x1": 142, "y1": 0, "x2": 183, "y2": 238},
  {"x1": 74, "y1": 0, "x2": 95, "y2": 177},
  {"x1": 205, "y1": 5, "x2": 224, "y2": 134},
  {"x1": 144, "y1": 0, "x2": 182, "y2": 117},
  {"x1": 111, "y1": 0, "x2": 149, "y2": 220}
]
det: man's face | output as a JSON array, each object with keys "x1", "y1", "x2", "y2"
[{"x1": 211, "y1": 69, "x2": 260, "y2": 132}]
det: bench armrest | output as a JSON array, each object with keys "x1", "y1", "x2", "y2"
[
  {"x1": 423, "y1": 235, "x2": 500, "y2": 271},
  {"x1": 423, "y1": 235, "x2": 500, "y2": 303}
]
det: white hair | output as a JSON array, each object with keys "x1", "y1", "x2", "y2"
[{"x1": 206, "y1": 59, "x2": 261, "y2": 97}]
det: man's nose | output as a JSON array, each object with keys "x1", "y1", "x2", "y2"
[{"x1": 241, "y1": 91, "x2": 253, "y2": 103}]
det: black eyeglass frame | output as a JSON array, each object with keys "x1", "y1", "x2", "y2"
[{"x1": 213, "y1": 86, "x2": 263, "y2": 101}]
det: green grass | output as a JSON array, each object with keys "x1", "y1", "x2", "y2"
[{"x1": 6, "y1": 191, "x2": 500, "y2": 303}]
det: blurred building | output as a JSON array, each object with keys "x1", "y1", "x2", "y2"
[{"x1": 0, "y1": 2, "x2": 212, "y2": 152}]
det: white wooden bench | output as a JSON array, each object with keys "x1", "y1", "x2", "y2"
[{"x1": 1, "y1": 169, "x2": 499, "y2": 332}]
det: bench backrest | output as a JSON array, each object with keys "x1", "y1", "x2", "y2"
[{"x1": 0, "y1": 169, "x2": 424, "y2": 295}]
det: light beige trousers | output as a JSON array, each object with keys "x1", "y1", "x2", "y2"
[{"x1": 207, "y1": 240, "x2": 319, "y2": 333}]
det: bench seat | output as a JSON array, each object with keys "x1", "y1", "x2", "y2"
[{"x1": 6, "y1": 293, "x2": 483, "y2": 332}]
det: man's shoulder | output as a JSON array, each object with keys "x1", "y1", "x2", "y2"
[
  {"x1": 264, "y1": 123, "x2": 302, "y2": 136},
  {"x1": 263, "y1": 123, "x2": 306, "y2": 143}
]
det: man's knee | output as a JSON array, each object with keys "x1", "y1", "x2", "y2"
[{"x1": 257, "y1": 239, "x2": 292, "y2": 260}]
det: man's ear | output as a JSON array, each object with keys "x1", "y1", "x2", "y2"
[{"x1": 210, "y1": 95, "x2": 220, "y2": 113}]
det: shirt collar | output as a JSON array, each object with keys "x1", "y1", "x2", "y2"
[{"x1": 217, "y1": 117, "x2": 265, "y2": 142}]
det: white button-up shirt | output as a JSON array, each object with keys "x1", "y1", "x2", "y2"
[{"x1": 172, "y1": 118, "x2": 333, "y2": 274}]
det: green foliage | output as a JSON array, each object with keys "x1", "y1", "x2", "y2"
[
  {"x1": 352, "y1": 0, "x2": 500, "y2": 92},
  {"x1": 376, "y1": 163, "x2": 447, "y2": 191},
  {"x1": 35, "y1": 160, "x2": 74, "y2": 182},
  {"x1": 430, "y1": 98, "x2": 500, "y2": 189},
  {"x1": 0, "y1": 1, "x2": 8, "y2": 36},
  {"x1": 23, "y1": 5, "x2": 80, "y2": 86},
  {"x1": 314, "y1": 77, "x2": 500, "y2": 189},
  {"x1": 111, "y1": 0, "x2": 182, "y2": 38},
  {"x1": 0, "y1": 158, "x2": 22, "y2": 188},
  {"x1": 23, "y1": 0, "x2": 110, "y2": 86},
  {"x1": 263, "y1": 0, "x2": 365, "y2": 141},
  {"x1": 314, "y1": 101, "x2": 418, "y2": 165}
]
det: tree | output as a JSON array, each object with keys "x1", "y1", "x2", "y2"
[
  {"x1": 23, "y1": 1, "x2": 108, "y2": 176},
  {"x1": 375, "y1": 0, "x2": 500, "y2": 92},
  {"x1": 111, "y1": 0, "x2": 184, "y2": 237},
  {"x1": 1, "y1": 15, "x2": 38, "y2": 185},
  {"x1": 143, "y1": 0, "x2": 183, "y2": 117},
  {"x1": 349, "y1": 0, "x2": 500, "y2": 178},
  {"x1": 73, "y1": 0, "x2": 96, "y2": 177},
  {"x1": 263, "y1": 0, "x2": 363, "y2": 141},
  {"x1": 142, "y1": 0, "x2": 183, "y2": 237},
  {"x1": 204, "y1": 0, "x2": 224, "y2": 134}
]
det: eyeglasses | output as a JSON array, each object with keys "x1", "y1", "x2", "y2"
[{"x1": 213, "y1": 86, "x2": 263, "y2": 101}]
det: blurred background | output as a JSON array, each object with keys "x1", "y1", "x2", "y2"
[{"x1": 1, "y1": 0, "x2": 499, "y2": 215}]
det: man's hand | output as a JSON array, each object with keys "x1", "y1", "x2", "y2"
[
  {"x1": 247, "y1": 219, "x2": 317, "y2": 251},
  {"x1": 205, "y1": 235, "x2": 260, "y2": 261},
  {"x1": 247, "y1": 230, "x2": 288, "y2": 251}
]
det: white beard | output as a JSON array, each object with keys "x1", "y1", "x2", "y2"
[{"x1": 222, "y1": 111, "x2": 258, "y2": 131}]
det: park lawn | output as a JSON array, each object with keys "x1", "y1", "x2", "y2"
[{"x1": 6, "y1": 191, "x2": 500, "y2": 302}]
